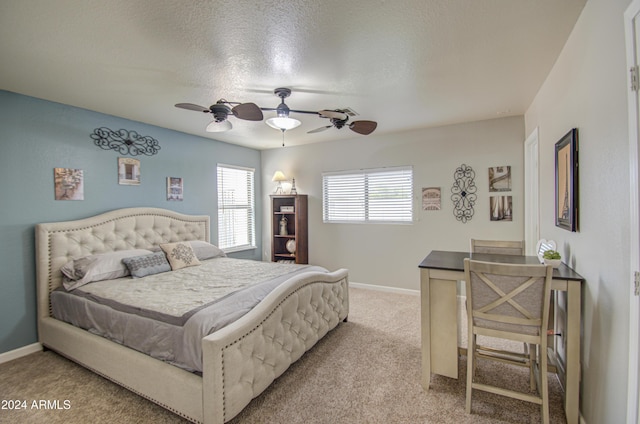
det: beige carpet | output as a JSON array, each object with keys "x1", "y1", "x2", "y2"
[{"x1": 0, "y1": 287, "x2": 567, "y2": 423}]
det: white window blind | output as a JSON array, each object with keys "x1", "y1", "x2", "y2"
[
  {"x1": 322, "y1": 166, "x2": 413, "y2": 224},
  {"x1": 217, "y1": 164, "x2": 256, "y2": 251}
]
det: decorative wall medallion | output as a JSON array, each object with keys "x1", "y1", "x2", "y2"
[
  {"x1": 91, "y1": 127, "x2": 161, "y2": 156},
  {"x1": 451, "y1": 164, "x2": 477, "y2": 223}
]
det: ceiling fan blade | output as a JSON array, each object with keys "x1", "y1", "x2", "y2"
[
  {"x1": 308, "y1": 125, "x2": 332, "y2": 134},
  {"x1": 206, "y1": 120, "x2": 232, "y2": 133},
  {"x1": 318, "y1": 110, "x2": 348, "y2": 120},
  {"x1": 175, "y1": 103, "x2": 210, "y2": 113},
  {"x1": 349, "y1": 120, "x2": 377, "y2": 135},
  {"x1": 231, "y1": 103, "x2": 263, "y2": 121}
]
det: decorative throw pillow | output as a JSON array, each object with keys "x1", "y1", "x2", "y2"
[
  {"x1": 122, "y1": 251, "x2": 171, "y2": 278},
  {"x1": 61, "y1": 249, "x2": 153, "y2": 290},
  {"x1": 189, "y1": 240, "x2": 226, "y2": 261},
  {"x1": 160, "y1": 242, "x2": 201, "y2": 270}
]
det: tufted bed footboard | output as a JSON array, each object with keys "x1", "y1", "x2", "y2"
[{"x1": 203, "y1": 270, "x2": 348, "y2": 423}]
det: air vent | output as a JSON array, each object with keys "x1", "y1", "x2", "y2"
[{"x1": 342, "y1": 107, "x2": 358, "y2": 117}]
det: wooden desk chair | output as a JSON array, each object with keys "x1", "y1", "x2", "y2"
[
  {"x1": 470, "y1": 239, "x2": 525, "y2": 256},
  {"x1": 464, "y1": 259, "x2": 553, "y2": 424}
]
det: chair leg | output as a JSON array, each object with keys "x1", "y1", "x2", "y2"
[
  {"x1": 539, "y1": 345, "x2": 550, "y2": 424},
  {"x1": 529, "y1": 343, "x2": 536, "y2": 391},
  {"x1": 466, "y1": 333, "x2": 475, "y2": 413}
]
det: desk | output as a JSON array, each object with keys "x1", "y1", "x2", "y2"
[{"x1": 419, "y1": 250, "x2": 583, "y2": 424}]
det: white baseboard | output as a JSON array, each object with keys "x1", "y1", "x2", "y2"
[
  {"x1": 0, "y1": 343, "x2": 42, "y2": 364},
  {"x1": 349, "y1": 281, "x2": 419, "y2": 296}
]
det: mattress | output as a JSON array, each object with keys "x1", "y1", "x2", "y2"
[{"x1": 51, "y1": 257, "x2": 327, "y2": 372}]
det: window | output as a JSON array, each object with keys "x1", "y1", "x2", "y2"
[
  {"x1": 322, "y1": 166, "x2": 413, "y2": 223},
  {"x1": 217, "y1": 164, "x2": 256, "y2": 251}
]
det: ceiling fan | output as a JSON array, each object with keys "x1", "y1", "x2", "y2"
[
  {"x1": 174, "y1": 100, "x2": 263, "y2": 132},
  {"x1": 175, "y1": 88, "x2": 377, "y2": 135},
  {"x1": 307, "y1": 110, "x2": 378, "y2": 135}
]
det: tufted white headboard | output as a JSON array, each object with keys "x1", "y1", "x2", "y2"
[{"x1": 35, "y1": 207, "x2": 210, "y2": 322}]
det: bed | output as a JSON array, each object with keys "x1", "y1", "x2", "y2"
[{"x1": 35, "y1": 207, "x2": 349, "y2": 423}]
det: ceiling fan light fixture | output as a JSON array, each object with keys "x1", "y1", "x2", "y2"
[
  {"x1": 206, "y1": 119, "x2": 232, "y2": 132},
  {"x1": 266, "y1": 116, "x2": 301, "y2": 131}
]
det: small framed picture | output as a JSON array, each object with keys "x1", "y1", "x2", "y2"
[
  {"x1": 54, "y1": 168, "x2": 84, "y2": 200},
  {"x1": 167, "y1": 177, "x2": 183, "y2": 201},
  {"x1": 422, "y1": 187, "x2": 441, "y2": 210},
  {"x1": 118, "y1": 157, "x2": 140, "y2": 185},
  {"x1": 490, "y1": 195, "x2": 513, "y2": 221},
  {"x1": 488, "y1": 166, "x2": 511, "y2": 192}
]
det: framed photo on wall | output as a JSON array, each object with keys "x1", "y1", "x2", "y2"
[
  {"x1": 167, "y1": 177, "x2": 183, "y2": 201},
  {"x1": 54, "y1": 168, "x2": 84, "y2": 200},
  {"x1": 118, "y1": 157, "x2": 141, "y2": 185},
  {"x1": 489, "y1": 195, "x2": 512, "y2": 221},
  {"x1": 422, "y1": 187, "x2": 441, "y2": 210},
  {"x1": 555, "y1": 128, "x2": 579, "y2": 232},
  {"x1": 488, "y1": 166, "x2": 511, "y2": 192}
]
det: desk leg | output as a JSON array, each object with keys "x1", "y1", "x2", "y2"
[
  {"x1": 421, "y1": 269, "x2": 459, "y2": 391},
  {"x1": 430, "y1": 278, "x2": 459, "y2": 378},
  {"x1": 420, "y1": 270, "x2": 431, "y2": 390},
  {"x1": 564, "y1": 280, "x2": 581, "y2": 424}
]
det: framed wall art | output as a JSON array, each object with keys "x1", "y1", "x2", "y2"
[
  {"x1": 488, "y1": 166, "x2": 511, "y2": 192},
  {"x1": 422, "y1": 187, "x2": 441, "y2": 210},
  {"x1": 167, "y1": 177, "x2": 183, "y2": 201},
  {"x1": 555, "y1": 128, "x2": 578, "y2": 232},
  {"x1": 54, "y1": 168, "x2": 84, "y2": 200},
  {"x1": 118, "y1": 157, "x2": 141, "y2": 185},
  {"x1": 490, "y1": 195, "x2": 512, "y2": 221}
]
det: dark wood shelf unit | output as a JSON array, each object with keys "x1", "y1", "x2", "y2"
[{"x1": 270, "y1": 194, "x2": 308, "y2": 264}]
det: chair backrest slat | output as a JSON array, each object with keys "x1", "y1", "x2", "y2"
[{"x1": 470, "y1": 239, "x2": 525, "y2": 256}]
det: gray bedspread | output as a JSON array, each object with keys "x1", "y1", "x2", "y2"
[{"x1": 51, "y1": 257, "x2": 327, "y2": 372}]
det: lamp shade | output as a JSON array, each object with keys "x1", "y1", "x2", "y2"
[
  {"x1": 272, "y1": 171, "x2": 287, "y2": 182},
  {"x1": 266, "y1": 117, "x2": 301, "y2": 131},
  {"x1": 206, "y1": 120, "x2": 232, "y2": 132}
]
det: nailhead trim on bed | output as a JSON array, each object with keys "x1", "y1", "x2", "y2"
[
  {"x1": 41, "y1": 210, "x2": 209, "y2": 316},
  {"x1": 220, "y1": 278, "x2": 347, "y2": 421},
  {"x1": 52, "y1": 350, "x2": 201, "y2": 423}
]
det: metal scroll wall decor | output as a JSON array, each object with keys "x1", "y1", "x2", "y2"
[
  {"x1": 450, "y1": 164, "x2": 477, "y2": 223},
  {"x1": 91, "y1": 127, "x2": 161, "y2": 156}
]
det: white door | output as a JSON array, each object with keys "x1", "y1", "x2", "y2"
[
  {"x1": 625, "y1": 1, "x2": 640, "y2": 422},
  {"x1": 524, "y1": 127, "x2": 539, "y2": 255}
]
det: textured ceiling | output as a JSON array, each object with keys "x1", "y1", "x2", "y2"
[{"x1": 0, "y1": 0, "x2": 586, "y2": 150}]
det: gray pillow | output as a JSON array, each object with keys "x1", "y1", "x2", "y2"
[
  {"x1": 122, "y1": 251, "x2": 171, "y2": 278},
  {"x1": 149, "y1": 241, "x2": 226, "y2": 261}
]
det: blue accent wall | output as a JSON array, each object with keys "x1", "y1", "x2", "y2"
[{"x1": 0, "y1": 90, "x2": 262, "y2": 353}]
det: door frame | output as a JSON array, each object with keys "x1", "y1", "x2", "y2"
[
  {"x1": 524, "y1": 127, "x2": 540, "y2": 256},
  {"x1": 625, "y1": 1, "x2": 640, "y2": 422}
]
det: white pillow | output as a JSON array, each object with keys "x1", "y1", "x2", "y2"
[
  {"x1": 61, "y1": 249, "x2": 153, "y2": 290},
  {"x1": 189, "y1": 240, "x2": 226, "y2": 261}
]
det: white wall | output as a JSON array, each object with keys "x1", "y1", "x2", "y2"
[
  {"x1": 262, "y1": 116, "x2": 525, "y2": 290},
  {"x1": 525, "y1": 0, "x2": 630, "y2": 422}
]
